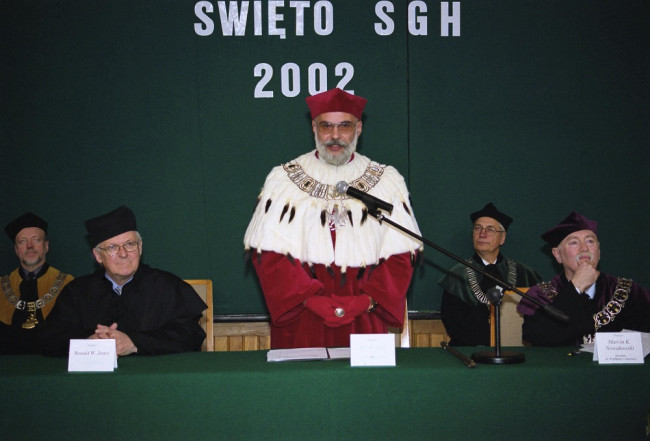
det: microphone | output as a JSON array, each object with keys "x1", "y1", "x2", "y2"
[{"x1": 335, "y1": 181, "x2": 393, "y2": 214}]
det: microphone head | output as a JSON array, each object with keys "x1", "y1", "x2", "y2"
[
  {"x1": 335, "y1": 181, "x2": 349, "y2": 194},
  {"x1": 485, "y1": 287, "x2": 504, "y2": 304}
]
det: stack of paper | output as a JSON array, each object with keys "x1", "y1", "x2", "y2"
[{"x1": 267, "y1": 347, "x2": 350, "y2": 362}]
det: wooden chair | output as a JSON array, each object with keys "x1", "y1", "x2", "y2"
[
  {"x1": 388, "y1": 300, "x2": 411, "y2": 348},
  {"x1": 185, "y1": 279, "x2": 214, "y2": 351},
  {"x1": 489, "y1": 288, "x2": 528, "y2": 347}
]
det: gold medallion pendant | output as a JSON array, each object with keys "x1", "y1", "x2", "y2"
[{"x1": 22, "y1": 303, "x2": 39, "y2": 329}]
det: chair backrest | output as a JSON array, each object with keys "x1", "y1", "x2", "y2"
[
  {"x1": 490, "y1": 288, "x2": 528, "y2": 347},
  {"x1": 388, "y1": 300, "x2": 410, "y2": 348},
  {"x1": 185, "y1": 279, "x2": 214, "y2": 351}
]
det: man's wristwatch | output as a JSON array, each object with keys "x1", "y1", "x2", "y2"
[{"x1": 367, "y1": 296, "x2": 377, "y2": 313}]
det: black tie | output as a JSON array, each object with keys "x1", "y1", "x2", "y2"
[{"x1": 12, "y1": 272, "x2": 38, "y2": 327}]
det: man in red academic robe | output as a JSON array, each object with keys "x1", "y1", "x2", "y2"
[{"x1": 244, "y1": 88, "x2": 422, "y2": 348}]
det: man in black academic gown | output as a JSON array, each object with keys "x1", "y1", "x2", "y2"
[
  {"x1": 438, "y1": 203, "x2": 542, "y2": 346},
  {"x1": 39, "y1": 206, "x2": 206, "y2": 356}
]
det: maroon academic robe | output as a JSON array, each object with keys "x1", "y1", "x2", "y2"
[{"x1": 518, "y1": 272, "x2": 650, "y2": 346}]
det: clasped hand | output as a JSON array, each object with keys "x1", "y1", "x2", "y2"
[
  {"x1": 304, "y1": 295, "x2": 371, "y2": 327},
  {"x1": 89, "y1": 323, "x2": 138, "y2": 356}
]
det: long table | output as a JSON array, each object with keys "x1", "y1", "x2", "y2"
[{"x1": 2, "y1": 347, "x2": 649, "y2": 440}]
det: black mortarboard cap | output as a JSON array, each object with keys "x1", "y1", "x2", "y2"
[
  {"x1": 470, "y1": 202, "x2": 513, "y2": 231},
  {"x1": 5, "y1": 212, "x2": 48, "y2": 241},
  {"x1": 85, "y1": 205, "x2": 137, "y2": 247}
]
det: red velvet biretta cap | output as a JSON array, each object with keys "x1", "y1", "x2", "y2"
[
  {"x1": 541, "y1": 211, "x2": 598, "y2": 247},
  {"x1": 305, "y1": 88, "x2": 367, "y2": 120}
]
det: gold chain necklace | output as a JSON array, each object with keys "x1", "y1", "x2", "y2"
[
  {"x1": 1, "y1": 272, "x2": 68, "y2": 329},
  {"x1": 283, "y1": 160, "x2": 385, "y2": 201}
]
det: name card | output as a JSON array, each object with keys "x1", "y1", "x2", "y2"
[
  {"x1": 350, "y1": 333, "x2": 395, "y2": 367},
  {"x1": 68, "y1": 339, "x2": 118, "y2": 372},
  {"x1": 593, "y1": 332, "x2": 644, "y2": 364}
]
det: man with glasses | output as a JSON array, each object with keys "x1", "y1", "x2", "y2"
[
  {"x1": 1, "y1": 212, "x2": 73, "y2": 354},
  {"x1": 40, "y1": 205, "x2": 206, "y2": 356},
  {"x1": 439, "y1": 203, "x2": 542, "y2": 346},
  {"x1": 244, "y1": 88, "x2": 422, "y2": 348},
  {"x1": 517, "y1": 211, "x2": 650, "y2": 346}
]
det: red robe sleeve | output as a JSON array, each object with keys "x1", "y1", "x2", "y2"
[
  {"x1": 252, "y1": 251, "x2": 324, "y2": 326},
  {"x1": 359, "y1": 252, "x2": 414, "y2": 328}
]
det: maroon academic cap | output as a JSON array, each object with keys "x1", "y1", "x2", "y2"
[
  {"x1": 305, "y1": 88, "x2": 367, "y2": 120},
  {"x1": 5, "y1": 212, "x2": 48, "y2": 241},
  {"x1": 470, "y1": 203, "x2": 513, "y2": 231},
  {"x1": 541, "y1": 211, "x2": 598, "y2": 247},
  {"x1": 85, "y1": 205, "x2": 137, "y2": 247}
]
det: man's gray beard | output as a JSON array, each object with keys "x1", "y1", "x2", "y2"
[
  {"x1": 21, "y1": 255, "x2": 44, "y2": 268},
  {"x1": 315, "y1": 133, "x2": 358, "y2": 166}
]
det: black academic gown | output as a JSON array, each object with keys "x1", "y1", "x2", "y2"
[
  {"x1": 39, "y1": 264, "x2": 206, "y2": 356},
  {"x1": 439, "y1": 254, "x2": 542, "y2": 346}
]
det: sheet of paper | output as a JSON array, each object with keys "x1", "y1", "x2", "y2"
[
  {"x1": 350, "y1": 333, "x2": 396, "y2": 367},
  {"x1": 579, "y1": 343, "x2": 594, "y2": 353},
  {"x1": 623, "y1": 329, "x2": 650, "y2": 357},
  {"x1": 68, "y1": 339, "x2": 117, "y2": 372}
]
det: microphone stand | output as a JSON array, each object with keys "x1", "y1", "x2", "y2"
[
  {"x1": 366, "y1": 205, "x2": 569, "y2": 365},
  {"x1": 471, "y1": 287, "x2": 525, "y2": 364}
]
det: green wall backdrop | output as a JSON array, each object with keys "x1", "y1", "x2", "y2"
[{"x1": 2, "y1": 1, "x2": 648, "y2": 316}]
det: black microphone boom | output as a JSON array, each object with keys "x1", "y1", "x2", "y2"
[
  {"x1": 334, "y1": 188, "x2": 570, "y2": 365},
  {"x1": 335, "y1": 181, "x2": 393, "y2": 214}
]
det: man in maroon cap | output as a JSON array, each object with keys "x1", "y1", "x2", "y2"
[
  {"x1": 244, "y1": 88, "x2": 422, "y2": 348},
  {"x1": 1, "y1": 212, "x2": 73, "y2": 354},
  {"x1": 39, "y1": 206, "x2": 206, "y2": 356},
  {"x1": 518, "y1": 211, "x2": 650, "y2": 346},
  {"x1": 439, "y1": 203, "x2": 542, "y2": 346}
]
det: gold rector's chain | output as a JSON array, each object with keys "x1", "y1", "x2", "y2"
[
  {"x1": 1, "y1": 272, "x2": 69, "y2": 329},
  {"x1": 283, "y1": 160, "x2": 385, "y2": 201},
  {"x1": 593, "y1": 277, "x2": 632, "y2": 330},
  {"x1": 583, "y1": 277, "x2": 632, "y2": 344},
  {"x1": 1, "y1": 272, "x2": 68, "y2": 310}
]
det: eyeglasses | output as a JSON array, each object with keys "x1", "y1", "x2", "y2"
[
  {"x1": 97, "y1": 240, "x2": 140, "y2": 257},
  {"x1": 472, "y1": 226, "x2": 505, "y2": 236},
  {"x1": 317, "y1": 121, "x2": 356, "y2": 135}
]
